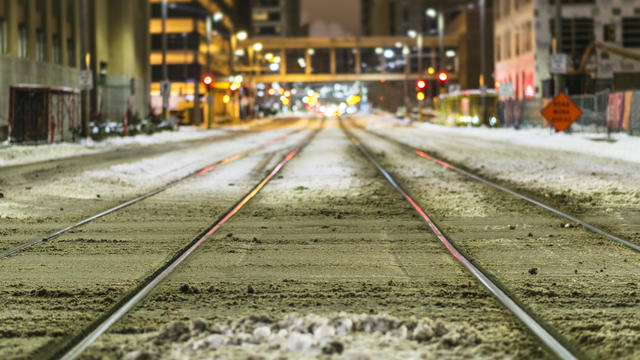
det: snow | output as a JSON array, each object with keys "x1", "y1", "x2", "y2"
[
  {"x1": 364, "y1": 114, "x2": 640, "y2": 164},
  {"x1": 153, "y1": 313, "x2": 482, "y2": 360},
  {"x1": 0, "y1": 125, "x2": 257, "y2": 168}
]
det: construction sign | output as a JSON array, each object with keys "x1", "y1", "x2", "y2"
[{"x1": 541, "y1": 93, "x2": 583, "y2": 132}]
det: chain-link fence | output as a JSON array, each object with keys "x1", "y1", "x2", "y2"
[
  {"x1": 497, "y1": 90, "x2": 640, "y2": 134},
  {"x1": 568, "y1": 92, "x2": 609, "y2": 133}
]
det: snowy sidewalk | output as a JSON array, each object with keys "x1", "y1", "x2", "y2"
[{"x1": 0, "y1": 125, "x2": 246, "y2": 168}]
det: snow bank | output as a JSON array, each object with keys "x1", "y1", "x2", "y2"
[
  {"x1": 363, "y1": 114, "x2": 640, "y2": 164},
  {"x1": 0, "y1": 126, "x2": 233, "y2": 168}
]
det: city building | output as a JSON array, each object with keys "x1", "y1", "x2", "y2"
[
  {"x1": 0, "y1": 0, "x2": 150, "y2": 142},
  {"x1": 494, "y1": 0, "x2": 640, "y2": 100},
  {"x1": 251, "y1": 0, "x2": 300, "y2": 37},
  {"x1": 361, "y1": 0, "x2": 493, "y2": 90},
  {"x1": 149, "y1": 0, "x2": 236, "y2": 126}
]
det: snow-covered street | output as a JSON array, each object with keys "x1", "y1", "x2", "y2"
[{"x1": 1, "y1": 116, "x2": 639, "y2": 360}]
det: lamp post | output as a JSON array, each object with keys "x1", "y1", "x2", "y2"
[
  {"x1": 480, "y1": 0, "x2": 488, "y2": 126},
  {"x1": 161, "y1": 0, "x2": 168, "y2": 122}
]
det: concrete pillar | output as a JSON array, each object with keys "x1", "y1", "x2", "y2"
[
  {"x1": 7, "y1": 0, "x2": 19, "y2": 56},
  {"x1": 280, "y1": 49, "x2": 286, "y2": 76},
  {"x1": 60, "y1": 0, "x2": 68, "y2": 66},
  {"x1": 304, "y1": 50, "x2": 311, "y2": 75},
  {"x1": 27, "y1": 0, "x2": 37, "y2": 60},
  {"x1": 73, "y1": 0, "x2": 81, "y2": 68},
  {"x1": 330, "y1": 48, "x2": 336, "y2": 75},
  {"x1": 44, "y1": 0, "x2": 52, "y2": 63}
]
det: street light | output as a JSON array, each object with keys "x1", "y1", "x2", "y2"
[
  {"x1": 253, "y1": 42, "x2": 263, "y2": 52},
  {"x1": 236, "y1": 31, "x2": 248, "y2": 41},
  {"x1": 426, "y1": 8, "x2": 437, "y2": 18},
  {"x1": 407, "y1": 29, "x2": 417, "y2": 39},
  {"x1": 213, "y1": 11, "x2": 224, "y2": 22}
]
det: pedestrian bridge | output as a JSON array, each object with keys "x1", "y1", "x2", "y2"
[{"x1": 239, "y1": 36, "x2": 460, "y2": 83}]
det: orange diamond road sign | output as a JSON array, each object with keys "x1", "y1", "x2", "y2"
[{"x1": 541, "y1": 93, "x2": 583, "y2": 132}]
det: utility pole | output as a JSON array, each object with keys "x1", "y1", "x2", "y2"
[
  {"x1": 438, "y1": 8, "x2": 445, "y2": 96},
  {"x1": 80, "y1": 0, "x2": 89, "y2": 138},
  {"x1": 480, "y1": 0, "x2": 488, "y2": 125},
  {"x1": 554, "y1": 0, "x2": 565, "y2": 95},
  {"x1": 161, "y1": 0, "x2": 168, "y2": 122},
  {"x1": 206, "y1": 16, "x2": 214, "y2": 128}
]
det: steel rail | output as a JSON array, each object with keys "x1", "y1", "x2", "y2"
[
  {"x1": 54, "y1": 122, "x2": 323, "y2": 360},
  {"x1": 352, "y1": 122, "x2": 640, "y2": 253},
  {"x1": 340, "y1": 121, "x2": 581, "y2": 360},
  {"x1": 0, "y1": 127, "x2": 307, "y2": 260}
]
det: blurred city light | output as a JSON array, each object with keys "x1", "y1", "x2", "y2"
[
  {"x1": 253, "y1": 43, "x2": 263, "y2": 52},
  {"x1": 236, "y1": 31, "x2": 248, "y2": 41},
  {"x1": 426, "y1": 8, "x2": 437, "y2": 18}
]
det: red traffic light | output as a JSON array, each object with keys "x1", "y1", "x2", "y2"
[
  {"x1": 438, "y1": 71, "x2": 448, "y2": 83},
  {"x1": 202, "y1": 74, "x2": 214, "y2": 87},
  {"x1": 267, "y1": 88, "x2": 277, "y2": 96},
  {"x1": 416, "y1": 79, "x2": 427, "y2": 90}
]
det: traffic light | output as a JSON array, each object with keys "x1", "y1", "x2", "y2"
[
  {"x1": 267, "y1": 87, "x2": 277, "y2": 96},
  {"x1": 201, "y1": 74, "x2": 214, "y2": 88},
  {"x1": 416, "y1": 79, "x2": 427, "y2": 90},
  {"x1": 416, "y1": 91, "x2": 426, "y2": 101},
  {"x1": 438, "y1": 71, "x2": 448, "y2": 84}
]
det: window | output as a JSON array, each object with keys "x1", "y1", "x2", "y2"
[
  {"x1": 504, "y1": 30, "x2": 511, "y2": 59},
  {"x1": 67, "y1": 38, "x2": 75, "y2": 66},
  {"x1": 0, "y1": 19, "x2": 6, "y2": 55},
  {"x1": 550, "y1": 18, "x2": 594, "y2": 58},
  {"x1": 523, "y1": 21, "x2": 533, "y2": 53},
  {"x1": 18, "y1": 25, "x2": 27, "y2": 58},
  {"x1": 622, "y1": 17, "x2": 640, "y2": 47},
  {"x1": 52, "y1": 35, "x2": 61, "y2": 64},
  {"x1": 36, "y1": 30, "x2": 45, "y2": 61},
  {"x1": 603, "y1": 24, "x2": 615, "y2": 42}
]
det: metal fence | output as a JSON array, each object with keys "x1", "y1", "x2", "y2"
[
  {"x1": 568, "y1": 92, "x2": 609, "y2": 133},
  {"x1": 496, "y1": 90, "x2": 634, "y2": 134}
]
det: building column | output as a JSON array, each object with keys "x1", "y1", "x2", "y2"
[
  {"x1": 304, "y1": 50, "x2": 311, "y2": 75},
  {"x1": 330, "y1": 48, "x2": 336, "y2": 75},
  {"x1": 73, "y1": 0, "x2": 81, "y2": 68},
  {"x1": 7, "y1": 0, "x2": 19, "y2": 56},
  {"x1": 59, "y1": 0, "x2": 68, "y2": 66},
  {"x1": 280, "y1": 49, "x2": 286, "y2": 76},
  {"x1": 44, "y1": 0, "x2": 53, "y2": 63},
  {"x1": 27, "y1": 0, "x2": 37, "y2": 60}
]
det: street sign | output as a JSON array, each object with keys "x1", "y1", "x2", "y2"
[
  {"x1": 78, "y1": 70, "x2": 93, "y2": 90},
  {"x1": 541, "y1": 93, "x2": 583, "y2": 132},
  {"x1": 550, "y1": 53, "x2": 568, "y2": 74},
  {"x1": 499, "y1": 83, "x2": 514, "y2": 98}
]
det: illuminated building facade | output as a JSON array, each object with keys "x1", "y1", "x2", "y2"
[
  {"x1": 0, "y1": 0, "x2": 150, "y2": 142},
  {"x1": 149, "y1": 0, "x2": 236, "y2": 125},
  {"x1": 494, "y1": 0, "x2": 640, "y2": 99}
]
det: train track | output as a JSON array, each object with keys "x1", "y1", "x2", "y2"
[
  {"x1": 339, "y1": 120, "x2": 582, "y2": 360},
  {"x1": 348, "y1": 120, "x2": 640, "y2": 253},
  {"x1": 0, "y1": 126, "x2": 308, "y2": 260},
  {"x1": 49, "y1": 121, "x2": 324, "y2": 360}
]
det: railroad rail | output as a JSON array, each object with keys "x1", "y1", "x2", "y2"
[
  {"x1": 350, "y1": 120, "x2": 640, "y2": 253},
  {"x1": 52, "y1": 121, "x2": 324, "y2": 360},
  {"x1": 340, "y1": 120, "x2": 582, "y2": 360},
  {"x1": 0, "y1": 125, "x2": 308, "y2": 260}
]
